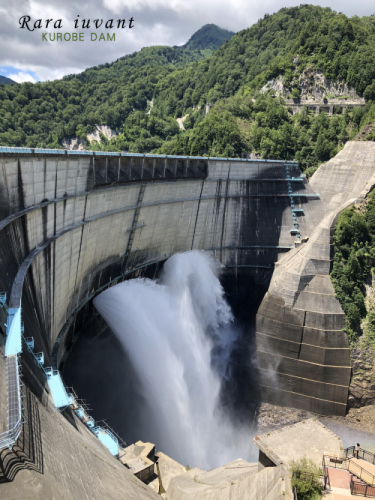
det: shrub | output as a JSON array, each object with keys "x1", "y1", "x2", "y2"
[{"x1": 289, "y1": 457, "x2": 322, "y2": 500}]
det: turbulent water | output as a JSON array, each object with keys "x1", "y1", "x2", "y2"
[{"x1": 94, "y1": 251, "x2": 254, "y2": 469}]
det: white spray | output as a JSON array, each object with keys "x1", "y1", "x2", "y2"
[{"x1": 94, "y1": 251, "x2": 253, "y2": 469}]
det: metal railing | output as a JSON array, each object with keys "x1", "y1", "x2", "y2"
[
  {"x1": 95, "y1": 420, "x2": 127, "y2": 449},
  {"x1": 322, "y1": 455, "x2": 331, "y2": 489},
  {"x1": 350, "y1": 477, "x2": 375, "y2": 497},
  {"x1": 2, "y1": 311, "x2": 125, "y2": 460},
  {"x1": 323, "y1": 455, "x2": 375, "y2": 486},
  {"x1": 345, "y1": 446, "x2": 375, "y2": 465},
  {"x1": 0, "y1": 145, "x2": 299, "y2": 164},
  {"x1": 0, "y1": 355, "x2": 23, "y2": 449}
]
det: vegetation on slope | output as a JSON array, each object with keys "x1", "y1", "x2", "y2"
[
  {"x1": 290, "y1": 457, "x2": 322, "y2": 500},
  {"x1": 0, "y1": 76, "x2": 15, "y2": 85},
  {"x1": 155, "y1": 93, "x2": 375, "y2": 172},
  {"x1": 331, "y1": 192, "x2": 375, "y2": 344},
  {"x1": 0, "y1": 6, "x2": 375, "y2": 171},
  {"x1": 0, "y1": 44, "x2": 212, "y2": 148},
  {"x1": 181, "y1": 24, "x2": 235, "y2": 51},
  {"x1": 152, "y1": 6, "x2": 375, "y2": 114}
]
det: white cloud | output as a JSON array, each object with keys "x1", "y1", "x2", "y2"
[
  {"x1": 0, "y1": 0, "x2": 374, "y2": 82},
  {"x1": 7, "y1": 71, "x2": 37, "y2": 83},
  {"x1": 103, "y1": 0, "x2": 192, "y2": 14}
]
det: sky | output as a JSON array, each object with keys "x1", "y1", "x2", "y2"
[{"x1": 0, "y1": 0, "x2": 374, "y2": 83}]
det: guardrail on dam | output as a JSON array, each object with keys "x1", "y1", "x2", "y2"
[
  {"x1": 0, "y1": 142, "x2": 374, "y2": 496},
  {"x1": 0, "y1": 147, "x2": 307, "y2": 374}
]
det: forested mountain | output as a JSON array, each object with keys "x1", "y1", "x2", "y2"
[
  {"x1": 1, "y1": 6, "x2": 375, "y2": 173},
  {"x1": 0, "y1": 76, "x2": 15, "y2": 85},
  {"x1": 181, "y1": 24, "x2": 235, "y2": 51},
  {"x1": 331, "y1": 195, "x2": 375, "y2": 343}
]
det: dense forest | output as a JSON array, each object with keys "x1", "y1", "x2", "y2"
[
  {"x1": 0, "y1": 6, "x2": 375, "y2": 174},
  {"x1": 181, "y1": 24, "x2": 235, "y2": 51},
  {"x1": 331, "y1": 194, "x2": 375, "y2": 347}
]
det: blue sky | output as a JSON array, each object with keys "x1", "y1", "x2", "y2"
[
  {"x1": 0, "y1": 0, "x2": 375, "y2": 83},
  {"x1": 0, "y1": 65, "x2": 39, "y2": 83}
]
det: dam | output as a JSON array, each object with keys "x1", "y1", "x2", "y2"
[{"x1": 0, "y1": 141, "x2": 374, "y2": 498}]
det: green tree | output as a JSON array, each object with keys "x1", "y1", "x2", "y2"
[
  {"x1": 289, "y1": 457, "x2": 322, "y2": 500},
  {"x1": 364, "y1": 81, "x2": 375, "y2": 102}
]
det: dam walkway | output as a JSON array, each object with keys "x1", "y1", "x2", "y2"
[{"x1": 323, "y1": 447, "x2": 375, "y2": 498}]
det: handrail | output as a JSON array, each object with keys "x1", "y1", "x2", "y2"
[
  {"x1": 345, "y1": 446, "x2": 375, "y2": 465},
  {"x1": 323, "y1": 454, "x2": 375, "y2": 486},
  {"x1": 0, "y1": 145, "x2": 299, "y2": 164},
  {"x1": 350, "y1": 477, "x2": 375, "y2": 497},
  {"x1": 0, "y1": 355, "x2": 23, "y2": 450},
  {"x1": 322, "y1": 455, "x2": 331, "y2": 489},
  {"x1": 95, "y1": 419, "x2": 127, "y2": 448}
]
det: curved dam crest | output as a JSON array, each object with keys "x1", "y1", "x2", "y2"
[{"x1": 0, "y1": 142, "x2": 374, "y2": 498}]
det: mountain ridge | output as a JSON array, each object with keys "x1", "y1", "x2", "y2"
[
  {"x1": 180, "y1": 24, "x2": 235, "y2": 51},
  {"x1": 64, "y1": 23, "x2": 233, "y2": 83},
  {"x1": 0, "y1": 75, "x2": 16, "y2": 85},
  {"x1": 0, "y1": 5, "x2": 375, "y2": 172}
]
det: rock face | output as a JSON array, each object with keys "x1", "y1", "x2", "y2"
[
  {"x1": 256, "y1": 402, "x2": 315, "y2": 434},
  {"x1": 61, "y1": 136, "x2": 87, "y2": 150},
  {"x1": 298, "y1": 67, "x2": 360, "y2": 100},
  {"x1": 349, "y1": 342, "x2": 375, "y2": 408},
  {"x1": 61, "y1": 125, "x2": 117, "y2": 150},
  {"x1": 255, "y1": 142, "x2": 375, "y2": 416},
  {"x1": 354, "y1": 122, "x2": 375, "y2": 141},
  {"x1": 86, "y1": 125, "x2": 117, "y2": 144},
  {"x1": 324, "y1": 405, "x2": 375, "y2": 435},
  {"x1": 261, "y1": 66, "x2": 361, "y2": 100},
  {"x1": 176, "y1": 114, "x2": 189, "y2": 130}
]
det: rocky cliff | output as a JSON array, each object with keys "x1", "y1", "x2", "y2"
[{"x1": 261, "y1": 65, "x2": 361, "y2": 100}]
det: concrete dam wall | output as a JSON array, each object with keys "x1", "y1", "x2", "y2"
[
  {"x1": 256, "y1": 141, "x2": 375, "y2": 416},
  {"x1": 0, "y1": 150, "x2": 305, "y2": 376},
  {"x1": 0, "y1": 142, "x2": 373, "y2": 496}
]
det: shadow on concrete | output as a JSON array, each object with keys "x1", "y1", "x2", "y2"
[
  {"x1": 62, "y1": 164, "x2": 310, "y2": 437},
  {"x1": 60, "y1": 406, "x2": 80, "y2": 431},
  {"x1": 0, "y1": 389, "x2": 43, "y2": 483},
  {"x1": 220, "y1": 269, "x2": 274, "y2": 423},
  {"x1": 63, "y1": 317, "x2": 147, "y2": 447}
]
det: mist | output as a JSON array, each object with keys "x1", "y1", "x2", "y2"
[{"x1": 94, "y1": 251, "x2": 255, "y2": 469}]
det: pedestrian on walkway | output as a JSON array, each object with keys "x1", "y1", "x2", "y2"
[{"x1": 354, "y1": 443, "x2": 360, "y2": 458}]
